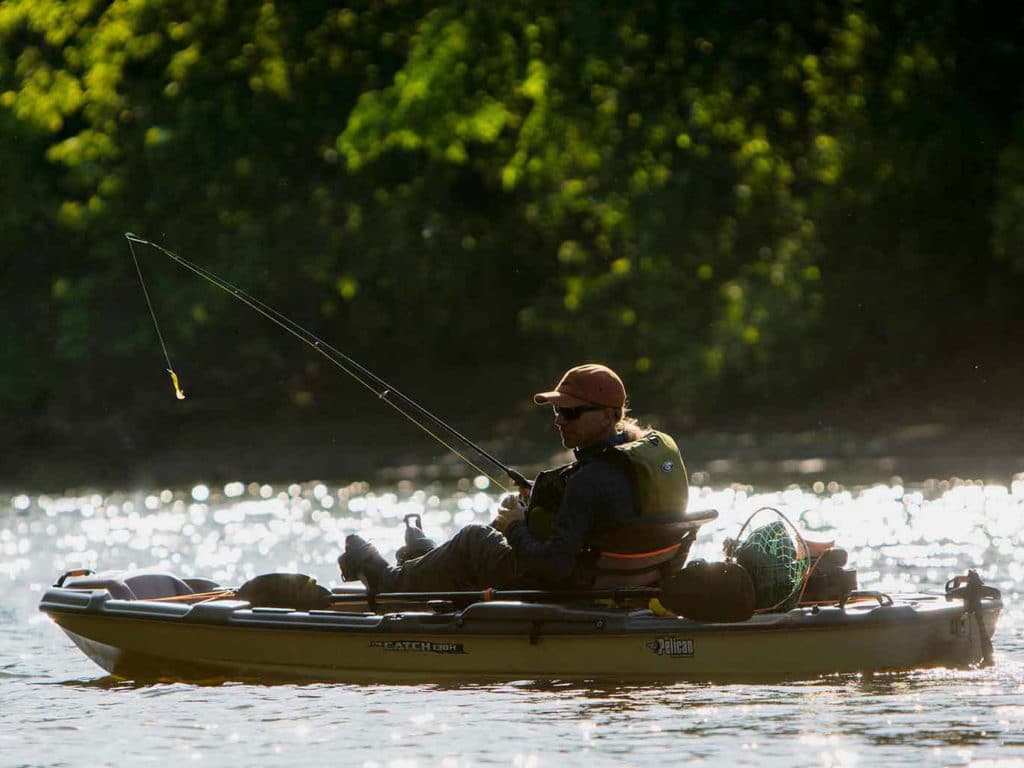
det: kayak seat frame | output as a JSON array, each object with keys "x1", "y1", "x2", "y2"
[{"x1": 588, "y1": 509, "x2": 718, "y2": 588}]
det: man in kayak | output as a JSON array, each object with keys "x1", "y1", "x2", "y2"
[{"x1": 338, "y1": 363, "x2": 689, "y2": 592}]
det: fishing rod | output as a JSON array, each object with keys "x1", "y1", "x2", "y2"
[{"x1": 125, "y1": 233, "x2": 531, "y2": 493}]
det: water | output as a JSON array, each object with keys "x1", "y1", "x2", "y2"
[{"x1": 2, "y1": 474, "x2": 1023, "y2": 767}]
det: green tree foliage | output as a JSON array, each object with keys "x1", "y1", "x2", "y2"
[
  {"x1": 338, "y1": 0, "x2": 1024, "y2": 405},
  {"x1": 1, "y1": 0, "x2": 1022, "y2": 440}
]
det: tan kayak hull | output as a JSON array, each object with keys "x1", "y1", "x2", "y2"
[{"x1": 42, "y1": 590, "x2": 1001, "y2": 683}]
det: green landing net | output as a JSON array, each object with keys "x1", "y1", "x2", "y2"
[{"x1": 733, "y1": 520, "x2": 808, "y2": 611}]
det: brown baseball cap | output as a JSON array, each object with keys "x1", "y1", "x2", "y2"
[{"x1": 533, "y1": 364, "x2": 627, "y2": 408}]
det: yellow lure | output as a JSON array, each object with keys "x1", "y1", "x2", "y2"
[{"x1": 168, "y1": 369, "x2": 186, "y2": 400}]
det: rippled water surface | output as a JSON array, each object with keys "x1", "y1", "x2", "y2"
[{"x1": 2, "y1": 473, "x2": 1023, "y2": 767}]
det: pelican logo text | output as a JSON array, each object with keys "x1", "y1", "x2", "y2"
[
  {"x1": 647, "y1": 637, "x2": 694, "y2": 658},
  {"x1": 370, "y1": 640, "x2": 467, "y2": 654}
]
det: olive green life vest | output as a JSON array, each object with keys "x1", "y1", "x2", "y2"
[
  {"x1": 525, "y1": 430, "x2": 689, "y2": 541},
  {"x1": 524, "y1": 464, "x2": 574, "y2": 541}
]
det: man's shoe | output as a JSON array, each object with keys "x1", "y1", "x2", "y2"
[{"x1": 338, "y1": 534, "x2": 390, "y2": 591}]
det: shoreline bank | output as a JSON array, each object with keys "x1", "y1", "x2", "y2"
[{"x1": 5, "y1": 414, "x2": 1023, "y2": 493}]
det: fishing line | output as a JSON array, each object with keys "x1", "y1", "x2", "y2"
[
  {"x1": 127, "y1": 236, "x2": 186, "y2": 399},
  {"x1": 125, "y1": 233, "x2": 521, "y2": 492}
]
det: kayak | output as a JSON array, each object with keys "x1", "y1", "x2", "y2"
[{"x1": 39, "y1": 569, "x2": 1002, "y2": 683}]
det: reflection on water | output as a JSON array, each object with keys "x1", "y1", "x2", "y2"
[
  {"x1": 1, "y1": 473, "x2": 1023, "y2": 767},
  {"x1": 3, "y1": 474, "x2": 1022, "y2": 595}
]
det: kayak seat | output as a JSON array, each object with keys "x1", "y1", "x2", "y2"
[
  {"x1": 587, "y1": 510, "x2": 718, "y2": 589},
  {"x1": 590, "y1": 546, "x2": 685, "y2": 588}
]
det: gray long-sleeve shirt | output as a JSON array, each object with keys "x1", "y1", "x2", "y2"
[{"x1": 505, "y1": 434, "x2": 637, "y2": 586}]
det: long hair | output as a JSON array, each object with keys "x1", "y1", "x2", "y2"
[{"x1": 615, "y1": 406, "x2": 649, "y2": 441}]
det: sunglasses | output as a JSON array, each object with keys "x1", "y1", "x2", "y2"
[{"x1": 552, "y1": 404, "x2": 608, "y2": 420}]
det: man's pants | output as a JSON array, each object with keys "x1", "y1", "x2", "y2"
[{"x1": 378, "y1": 524, "x2": 528, "y2": 592}]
